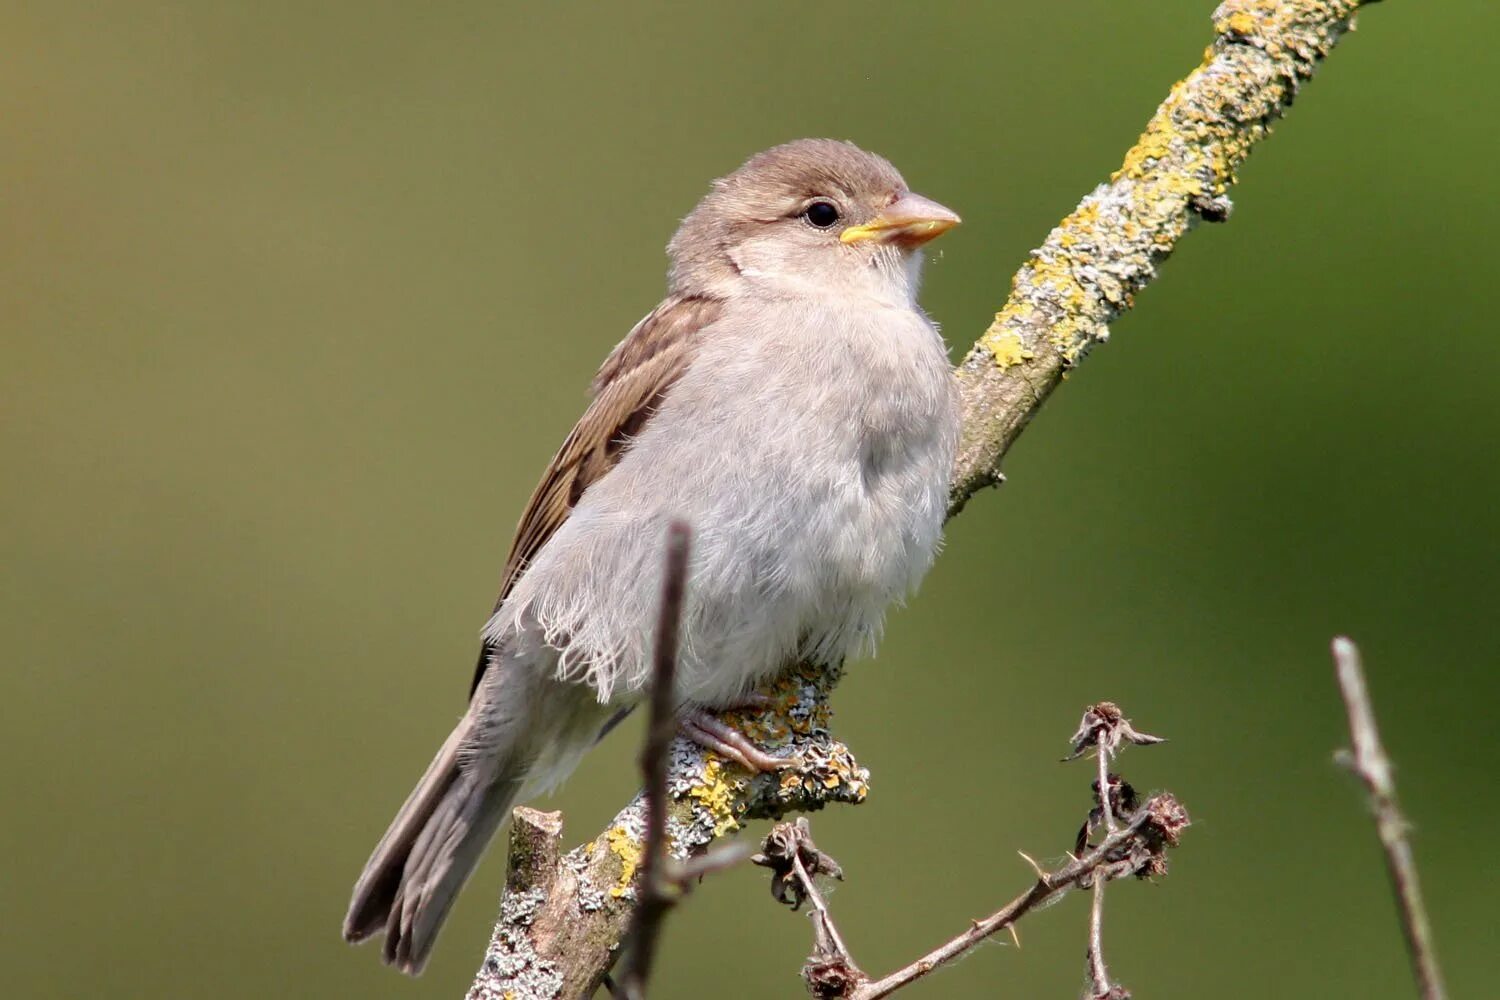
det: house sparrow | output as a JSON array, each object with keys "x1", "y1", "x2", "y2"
[{"x1": 343, "y1": 138, "x2": 961, "y2": 974}]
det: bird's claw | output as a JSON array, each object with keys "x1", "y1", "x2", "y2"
[{"x1": 679, "y1": 710, "x2": 799, "y2": 774}]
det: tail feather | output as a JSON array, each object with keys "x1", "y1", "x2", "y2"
[
  {"x1": 384, "y1": 769, "x2": 521, "y2": 972},
  {"x1": 345, "y1": 666, "x2": 611, "y2": 975},
  {"x1": 343, "y1": 726, "x2": 462, "y2": 944},
  {"x1": 342, "y1": 718, "x2": 526, "y2": 976}
]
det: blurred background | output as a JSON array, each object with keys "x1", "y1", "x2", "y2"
[{"x1": 3, "y1": 1, "x2": 1494, "y2": 997}]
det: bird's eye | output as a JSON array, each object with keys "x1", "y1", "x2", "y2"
[{"x1": 803, "y1": 200, "x2": 841, "y2": 229}]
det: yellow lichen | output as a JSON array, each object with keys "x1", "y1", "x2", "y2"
[
  {"x1": 687, "y1": 758, "x2": 743, "y2": 836},
  {"x1": 604, "y1": 824, "x2": 642, "y2": 898},
  {"x1": 980, "y1": 327, "x2": 1034, "y2": 371},
  {"x1": 972, "y1": 0, "x2": 1362, "y2": 374},
  {"x1": 1225, "y1": 11, "x2": 1258, "y2": 36}
]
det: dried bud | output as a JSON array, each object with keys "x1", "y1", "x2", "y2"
[
  {"x1": 1080, "y1": 793, "x2": 1191, "y2": 883},
  {"x1": 1076, "y1": 773, "x2": 1141, "y2": 855},
  {"x1": 1064, "y1": 702, "x2": 1167, "y2": 761},
  {"x1": 751, "y1": 817, "x2": 844, "y2": 911},
  {"x1": 803, "y1": 955, "x2": 863, "y2": 998},
  {"x1": 1140, "y1": 793, "x2": 1191, "y2": 851}
]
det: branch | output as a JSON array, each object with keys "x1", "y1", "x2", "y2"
[
  {"x1": 467, "y1": 671, "x2": 868, "y2": 1000},
  {"x1": 950, "y1": 0, "x2": 1374, "y2": 514},
  {"x1": 470, "y1": 2, "x2": 1378, "y2": 995},
  {"x1": 1331, "y1": 637, "x2": 1447, "y2": 1000}
]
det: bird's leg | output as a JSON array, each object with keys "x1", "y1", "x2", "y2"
[{"x1": 679, "y1": 709, "x2": 799, "y2": 774}]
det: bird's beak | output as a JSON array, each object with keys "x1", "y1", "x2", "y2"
[{"x1": 840, "y1": 192, "x2": 961, "y2": 248}]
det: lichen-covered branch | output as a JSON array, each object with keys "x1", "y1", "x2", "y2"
[
  {"x1": 951, "y1": 0, "x2": 1373, "y2": 513},
  {"x1": 470, "y1": 2, "x2": 1378, "y2": 996},
  {"x1": 466, "y1": 665, "x2": 869, "y2": 1000}
]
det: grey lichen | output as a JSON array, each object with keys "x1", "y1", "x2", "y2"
[
  {"x1": 470, "y1": 661, "x2": 865, "y2": 1000},
  {"x1": 467, "y1": 888, "x2": 563, "y2": 1000},
  {"x1": 951, "y1": 0, "x2": 1370, "y2": 513}
]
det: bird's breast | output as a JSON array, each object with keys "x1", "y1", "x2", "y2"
[{"x1": 694, "y1": 298, "x2": 959, "y2": 602}]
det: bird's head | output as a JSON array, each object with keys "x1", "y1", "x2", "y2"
[{"x1": 668, "y1": 138, "x2": 960, "y2": 305}]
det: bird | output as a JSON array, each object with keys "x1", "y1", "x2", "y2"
[{"x1": 342, "y1": 138, "x2": 962, "y2": 974}]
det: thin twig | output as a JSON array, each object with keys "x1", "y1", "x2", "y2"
[
  {"x1": 1332, "y1": 637, "x2": 1447, "y2": 1000},
  {"x1": 752, "y1": 818, "x2": 862, "y2": 995},
  {"x1": 847, "y1": 797, "x2": 1187, "y2": 1000},
  {"x1": 670, "y1": 841, "x2": 753, "y2": 884},
  {"x1": 1086, "y1": 880, "x2": 1111, "y2": 999},
  {"x1": 1095, "y1": 743, "x2": 1117, "y2": 834},
  {"x1": 1084, "y1": 738, "x2": 1118, "y2": 998},
  {"x1": 792, "y1": 853, "x2": 859, "y2": 975},
  {"x1": 764, "y1": 705, "x2": 1178, "y2": 999},
  {"x1": 1071, "y1": 704, "x2": 1159, "y2": 1000},
  {"x1": 618, "y1": 521, "x2": 692, "y2": 1000}
]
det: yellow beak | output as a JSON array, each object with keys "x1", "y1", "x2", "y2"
[{"x1": 840, "y1": 191, "x2": 961, "y2": 248}]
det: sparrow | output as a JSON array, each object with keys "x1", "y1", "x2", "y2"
[{"x1": 343, "y1": 138, "x2": 962, "y2": 974}]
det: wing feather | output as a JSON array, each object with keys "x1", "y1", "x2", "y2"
[{"x1": 468, "y1": 294, "x2": 722, "y2": 695}]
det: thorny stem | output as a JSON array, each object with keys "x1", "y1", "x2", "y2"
[
  {"x1": 847, "y1": 802, "x2": 1183, "y2": 1000},
  {"x1": 768, "y1": 704, "x2": 1178, "y2": 999},
  {"x1": 1332, "y1": 637, "x2": 1447, "y2": 1000}
]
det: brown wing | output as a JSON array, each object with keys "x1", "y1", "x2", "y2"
[{"x1": 468, "y1": 293, "x2": 723, "y2": 695}]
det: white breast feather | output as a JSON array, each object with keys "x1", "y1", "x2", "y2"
[{"x1": 483, "y1": 296, "x2": 958, "y2": 706}]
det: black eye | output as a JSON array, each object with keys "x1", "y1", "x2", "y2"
[{"x1": 803, "y1": 200, "x2": 841, "y2": 229}]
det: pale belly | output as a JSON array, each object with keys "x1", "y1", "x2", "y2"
[{"x1": 486, "y1": 299, "x2": 959, "y2": 707}]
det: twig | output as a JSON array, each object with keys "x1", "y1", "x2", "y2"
[
  {"x1": 1086, "y1": 880, "x2": 1114, "y2": 1000},
  {"x1": 752, "y1": 818, "x2": 861, "y2": 996},
  {"x1": 469, "y1": 2, "x2": 1376, "y2": 993},
  {"x1": 1095, "y1": 745, "x2": 1117, "y2": 834},
  {"x1": 1075, "y1": 705, "x2": 1157, "y2": 1000},
  {"x1": 670, "y1": 841, "x2": 753, "y2": 883},
  {"x1": 1331, "y1": 637, "x2": 1447, "y2": 1000},
  {"x1": 849, "y1": 797, "x2": 1188, "y2": 1000},
  {"x1": 1085, "y1": 732, "x2": 1117, "y2": 998},
  {"x1": 618, "y1": 522, "x2": 691, "y2": 1000},
  {"x1": 764, "y1": 707, "x2": 1178, "y2": 999}
]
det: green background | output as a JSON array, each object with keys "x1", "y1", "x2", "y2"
[{"x1": 4, "y1": 2, "x2": 1494, "y2": 997}]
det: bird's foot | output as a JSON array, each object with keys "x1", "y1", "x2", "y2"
[{"x1": 679, "y1": 709, "x2": 799, "y2": 774}]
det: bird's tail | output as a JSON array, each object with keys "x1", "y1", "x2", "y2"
[
  {"x1": 343, "y1": 664, "x2": 609, "y2": 975},
  {"x1": 341, "y1": 709, "x2": 527, "y2": 975}
]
